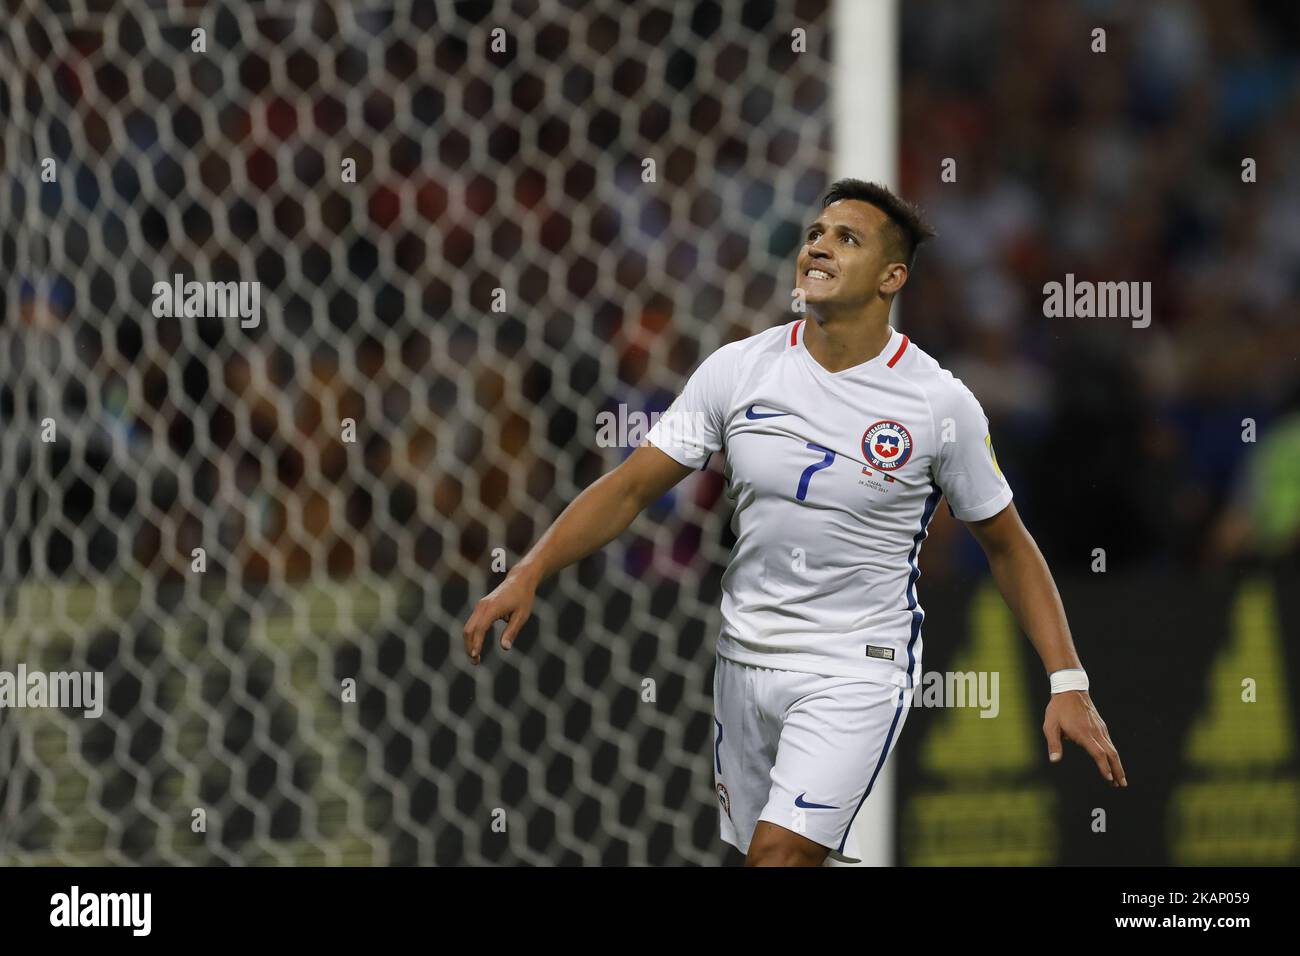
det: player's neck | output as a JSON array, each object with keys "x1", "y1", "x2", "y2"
[{"x1": 803, "y1": 309, "x2": 893, "y2": 374}]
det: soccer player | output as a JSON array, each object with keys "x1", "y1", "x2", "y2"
[{"x1": 463, "y1": 179, "x2": 1127, "y2": 867}]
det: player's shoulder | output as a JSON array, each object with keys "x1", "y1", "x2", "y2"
[
  {"x1": 889, "y1": 333, "x2": 983, "y2": 410},
  {"x1": 699, "y1": 320, "x2": 798, "y2": 367}
]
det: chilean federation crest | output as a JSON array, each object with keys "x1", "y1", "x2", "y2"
[{"x1": 862, "y1": 420, "x2": 913, "y2": 471}]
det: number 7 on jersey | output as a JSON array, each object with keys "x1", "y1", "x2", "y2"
[{"x1": 796, "y1": 443, "x2": 836, "y2": 501}]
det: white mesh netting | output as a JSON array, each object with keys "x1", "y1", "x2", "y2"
[{"x1": 0, "y1": 0, "x2": 836, "y2": 864}]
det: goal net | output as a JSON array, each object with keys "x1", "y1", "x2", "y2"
[{"x1": 0, "y1": 0, "x2": 836, "y2": 864}]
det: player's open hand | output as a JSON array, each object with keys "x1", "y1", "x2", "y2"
[
  {"x1": 463, "y1": 569, "x2": 538, "y2": 665},
  {"x1": 1043, "y1": 691, "x2": 1127, "y2": 788}
]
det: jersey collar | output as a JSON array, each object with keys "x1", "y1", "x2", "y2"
[{"x1": 791, "y1": 320, "x2": 907, "y2": 376}]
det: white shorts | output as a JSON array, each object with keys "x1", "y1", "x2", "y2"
[{"x1": 712, "y1": 654, "x2": 910, "y2": 863}]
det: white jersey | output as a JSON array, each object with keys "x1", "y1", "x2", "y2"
[{"x1": 645, "y1": 318, "x2": 1012, "y2": 687}]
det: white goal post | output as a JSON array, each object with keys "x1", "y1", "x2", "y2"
[{"x1": 832, "y1": 0, "x2": 900, "y2": 869}]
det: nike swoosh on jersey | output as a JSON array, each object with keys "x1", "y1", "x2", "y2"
[
  {"x1": 745, "y1": 404, "x2": 788, "y2": 419},
  {"x1": 794, "y1": 791, "x2": 838, "y2": 809}
]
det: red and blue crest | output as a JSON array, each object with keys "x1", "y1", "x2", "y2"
[{"x1": 862, "y1": 420, "x2": 913, "y2": 471}]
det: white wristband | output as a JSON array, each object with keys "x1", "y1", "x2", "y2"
[{"x1": 1050, "y1": 668, "x2": 1089, "y2": 694}]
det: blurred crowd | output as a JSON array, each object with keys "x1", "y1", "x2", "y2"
[{"x1": 897, "y1": 0, "x2": 1300, "y2": 575}]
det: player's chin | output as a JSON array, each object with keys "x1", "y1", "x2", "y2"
[{"x1": 797, "y1": 281, "x2": 834, "y2": 303}]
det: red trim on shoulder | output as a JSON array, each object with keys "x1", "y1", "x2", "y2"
[
  {"x1": 790, "y1": 319, "x2": 803, "y2": 346},
  {"x1": 886, "y1": 334, "x2": 909, "y2": 368}
]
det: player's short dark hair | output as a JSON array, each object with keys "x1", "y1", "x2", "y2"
[{"x1": 821, "y1": 179, "x2": 935, "y2": 269}]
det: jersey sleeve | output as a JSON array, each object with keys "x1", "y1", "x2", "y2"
[
  {"x1": 644, "y1": 345, "x2": 735, "y2": 469},
  {"x1": 931, "y1": 377, "x2": 1014, "y2": 522}
]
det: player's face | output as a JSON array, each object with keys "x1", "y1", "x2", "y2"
[{"x1": 797, "y1": 200, "x2": 896, "y2": 308}]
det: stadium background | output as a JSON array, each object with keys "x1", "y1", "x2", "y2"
[{"x1": 1, "y1": 0, "x2": 1297, "y2": 865}]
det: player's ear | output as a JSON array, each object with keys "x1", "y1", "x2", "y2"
[{"x1": 879, "y1": 261, "x2": 908, "y2": 296}]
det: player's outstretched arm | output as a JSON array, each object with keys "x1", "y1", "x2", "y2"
[
  {"x1": 964, "y1": 502, "x2": 1128, "y2": 788},
  {"x1": 462, "y1": 443, "x2": 695, "y2": 664}
]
